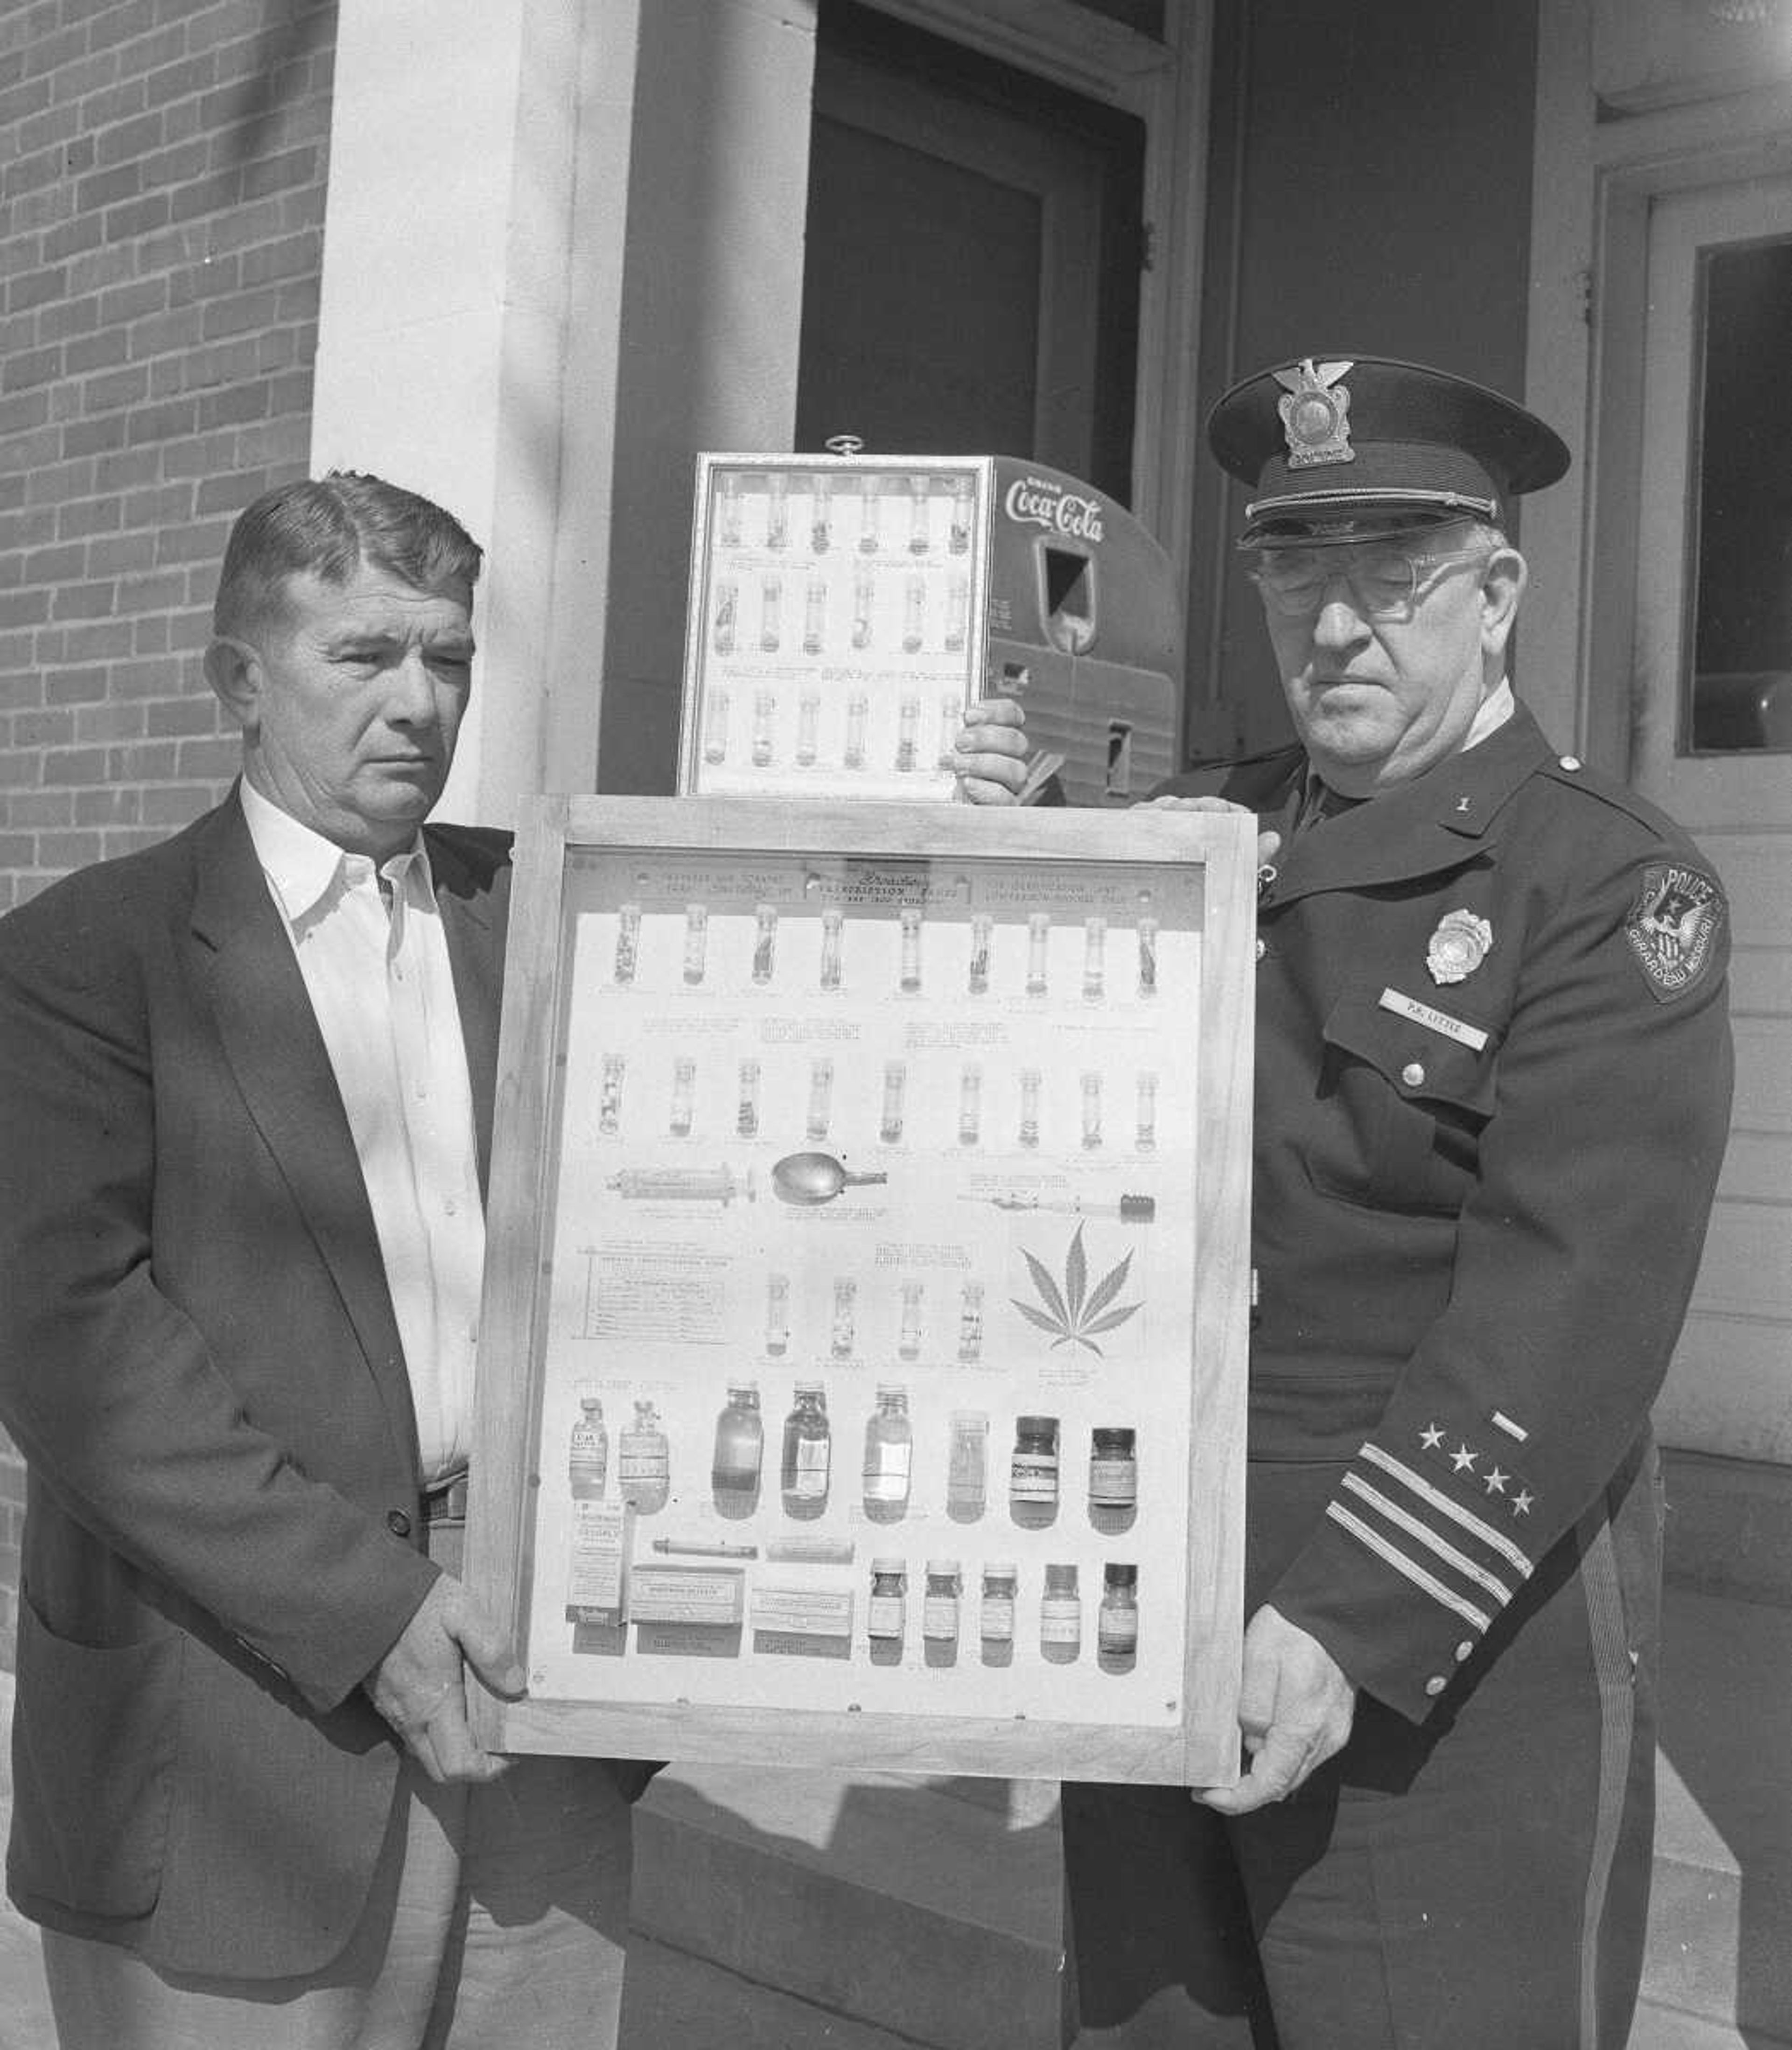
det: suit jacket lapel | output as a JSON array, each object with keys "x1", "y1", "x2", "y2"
[{"x1": 188, "y1": 797, "x2": 420, "y2": 1470}]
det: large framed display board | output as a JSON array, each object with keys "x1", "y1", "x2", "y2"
[{"x1": 468, "y1": 796, "x2": 1255, "y2": 1786}]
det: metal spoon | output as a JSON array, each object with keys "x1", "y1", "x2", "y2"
[{"x1": 770, "y1": 1151, "x2": 889, "y2": 1205}]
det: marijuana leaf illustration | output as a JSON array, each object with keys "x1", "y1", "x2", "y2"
[{"x1": 1012, "y1": 1221, "x2": 1140, "y2": 1356}]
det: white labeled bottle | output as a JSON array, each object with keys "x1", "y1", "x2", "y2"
[
  {"x1": 980, "y1": 1561, "x2": 1017, "y2": 1668},
  {"x1": 862, "y1": 1382, "x2": 912, "y2": 1524},
  {"x1": 1040, "y1": 1561, "x2": 1082, "y2": 1665},
  {"x1": 868, "y1": 1558, "x2": 906, "y2": 1666},
  {"x1": 780, "y1": 1380, "x2": 831, "y2": 1520},
  {"x1": 618, "y1": 1399, "x2": 669, "y2": 1515},
  {"x1": 1098, "y1": 1562, "x2": 1139, "y2": 1673},
  {"x1": 1010, "y1": 1414, "x2": 1060, "y2": 1530},
  {"x1": 922, "y1": 1558, "x2": 961, "y2": 1667},
  {"x1": 569, "y1": 1392, "x2": 608, "y2": 1500}
]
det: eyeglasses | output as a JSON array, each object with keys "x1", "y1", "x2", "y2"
[{"x1": 1249, "y1": 545, "x2": 1492, "y2": 621}]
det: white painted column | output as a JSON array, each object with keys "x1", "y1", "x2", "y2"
[{"x1": 311, "y1": 0, "x2": 819, "y2": 823}]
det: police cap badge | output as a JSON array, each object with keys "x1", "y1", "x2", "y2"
[{"x1": 1209, "y1": 354, "x2": 1571, "y2": 544}]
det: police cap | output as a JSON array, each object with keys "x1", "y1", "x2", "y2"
[{"x1": 1208, "y1": 354, "x2": 1570, "y2": 543}]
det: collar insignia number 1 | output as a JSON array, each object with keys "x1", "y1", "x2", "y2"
[
  {"x1": 1274, "y1": 359, "x2": 1356, "y2": 470},
  {"x1": 1624, "y1": 863, "x2": 1726, "y2": 1002},
  {"x1": 1426, "y1": 910, "x2": 1492, "y2": 985}
]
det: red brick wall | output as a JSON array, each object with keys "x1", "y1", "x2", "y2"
[{"x1": 0, "y1": 0, "x2": 336, "y2": 1666}]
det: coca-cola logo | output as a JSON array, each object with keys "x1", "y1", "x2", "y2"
[{"x1": 1003, "y1": 477, "x2": 1106, "y2": 544}]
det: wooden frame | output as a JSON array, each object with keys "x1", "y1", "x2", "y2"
[{"x1": 469, "y1": 795, "x2": 1253, "y2": 1785}]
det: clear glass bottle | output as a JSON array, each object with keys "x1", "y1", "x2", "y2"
[
  {"x1": 1089, "y1": 1426, "x2": 1139, "y2": 1535},
  {"x1": 780, "y1": 1380, "x2": 831, "y2": 1520},
  {"x1": 867, "y1": 1557, "x2": 905, "y2": 1666},
  {"x1": 711, "y1": 1382, "x2": 763, "y2": 1520},
  {"x1": 980, "y1": 1561, "x2": 1017, "y2": 1667},
  {"x1": 569, "y1": 1392, "x2": 607, "y2": 1500},
  {"x1": 1010, "y1": 1414, "x2": 1060, "y2": 1530},
  {"x1": 1040, "y1": 1561, "x2": 1082, "y2": 1664},
  {"x1": 922, "y1": 1558, "x2": 961, "y2": 1666},
  {"x1": 862, "y1": 1383, "x2": 912, "y2": 1523},
  {"x1": 945, "y1": 1410, "x2": 988, "y2": 1523},
  {"x1": 1098, "y1": 1563, "x2": 1139, "y2": 1673},
  {"x1": 618, "y1": 1399, "x2": 669, "y2": 1515}
]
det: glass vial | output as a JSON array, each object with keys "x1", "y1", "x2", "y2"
[
  {"x1": 669, "y1": 1056, "x2": 696, "y2": 1138},
  {"x1": 702, "y1": 686, "x2": 730, "y2": 762},
  {"x1": 1137, "y1": 915, "x2": 1159, "y2": 997},
  {"x1": 1098, "y1": 1563, "x2": 1139, "y2": 1673},
  {"x1": 1026, "y1": 912, "x2": 1051, "y2": 995},
  {"x1": 1081, "y1": 1070, "x2": 1104, "y2": 1150},
  {"x1": 711, "y1": 1382, "x2": 763, "y2": 1519},
  {"x1": 902, "y1": 573, "x2": 925, "y2": 654},
  {"x1": 618, "y1": 1399, "x2": 669, "y2": 1515},
  {"x1": 1018, "y1": 1067, "x2": 1041, "y2": 1149},
  {"x1": 796, "y1": 688, "x2": 821, "y2": 765},
  {"x1": 949, "y1": 474, "x2": 974, "y2": 553},
  {"x1": 1089, "y1": 1426, "x2": 1139, "y2": 1535},
  {"x1": 851, "y1": 570, "x2": 875, "y2": 652},
  {"x1": 613, "y1": 904, "x2": 641, "y2": 985},
  {"x1": 907, "y1": 473, "x2": 931, "y2": 553},
  {"x1": 758, "y1": 577, "x2": 782, "y2": 655},
  {"x1": 956, "y1": 1280, "x2": 985, "y2": 1364},
  {"x1": 751, "y1": 903, "x2": 778, "y2": 984},
  {"x1": 569, "y1": 1392, "x2": 607, "y2": 1500},
  {"x1": 868, "y1": 1558, "x2": 905, "y2": 1666},
  {"x1": 858, "y1": 474, "x2": 881, "y2": 553},
  {"x1": 1083, "y1": 916, "x2": 1107, "y2": 1001},
  {"x1": 946, "y1": 1410, "x2": 988, "y2": 1524},
  {"x1": 958, "y1": 1062, "x2": 982, "y2": 1147},
  {"x1": 967, "y1": 912, "x2": 992, "y2": 996},
  {"x1": 819, "y1": 906, "x2": 844, "y2": 990},
  {"x1": 897, "y1": 1278, "x2": 924, "y2": 1362},
  {"x1": 844, "y1": 690, "x2": 869, "y2": 767},
  {"x1": 944, "y1": 574, "x2": 968, "y2": 653},
  {"x1": 1010, "y1": 1414, "x2": 1060, "y2": 1529},
  {"x1": 980, "y1": 1561, "x2": 1017, "y2": 1666},
  {"x1": 899, "y1": 906, "x2": 923, "y2": 993},
  {"x1": 1040, "y1": 1562, "x2": 1082, "y2": 1664},
  {"x1": 810, "y1": 472, "x2": 832, "y2": 553},
  {"x1": 763, "y1": 1272, "x2": 790, "y2": 1358},
  {"x1": 803, "y1": 575, "x2": 826, "y2": 655},
  {"x1": 896, "y1": 692, "x2": 920, "y2": 772},
  {"x1": 937, "y1": 691, "x2": 961, "y2": 770},
  {"x1": 862, "y1": 1383, "x2": 912, "y2": 1523},
  {"x1": 765, "y1": 469, "x2": 789, "y2": 550},
  {"x1": 682, "y1": 903, "x2": 708, "y2": 986},
  {"x1": 751, "y1": 686, "x2": 777, "y2": 764},
  {"x1": 736, "y1": 1057, "x2": 761, "y2": 1139},
  {"x1": 597, "y1": 1053, "x2": 625, "y2": 1138},
  {"x1": 711, "y1": 583, "x2": 737, "y2": 659},
  {"x1": 922, "y1": 1559, "x2": 961, "y2": 1667},
  {"x1": 718, "y1": 470, "x2": 743, "y2": 547},
  {"x1": 879, "y1": 1059, "x2": 906, "y2": 1144},
  {"x1": 806, "y1": 1056, "x2": 833, "y2": 1140},
  {"x1": 830, "y1": 1276, "x2": 856, "y2": 1359},
  {"x1": 780, "y1": 1380, "x2": 831, "y2": 1520},
  {"x1": 1135, "y1": 1070, "x2": 1158, "y2": 1154}
]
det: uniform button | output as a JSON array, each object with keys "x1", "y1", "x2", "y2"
[
  {"x1": 1559, "y1": 754, "x2": 1582, "y2": 771},
  {"x1": 1455, "y1": 1639, "x2": 1475, "y2": 1663},
  {"x1": 1401, "y1": 1061, "x2": 1425, "y2": 1088},
  {"x1": 1424, "y1": 1674, "x2": 1447, "y2": 1697},
  {"x1": 386, "y1": 1508, "x2": 413, "y2": 1538},
  {"x1": 1254, "y1": 938, "x2": 1267, "y2": 962}
]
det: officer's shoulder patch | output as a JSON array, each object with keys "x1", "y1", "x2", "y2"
[{"x1": 1623, "y1": 861, "x2": 1727, "y2": 1001}]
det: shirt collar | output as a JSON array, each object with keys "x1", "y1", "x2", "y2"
[{"x1": 239, "y1": 778, "x2": 431, "y2": 926}]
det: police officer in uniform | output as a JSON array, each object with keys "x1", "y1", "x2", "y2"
[{"x1": 956, "y1": 355, "x2": 1734, "y2": 2048}]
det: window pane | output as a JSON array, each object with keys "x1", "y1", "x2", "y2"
[{"x1": 1689, "y1": 237, "x2": 1792, "y2": 751}]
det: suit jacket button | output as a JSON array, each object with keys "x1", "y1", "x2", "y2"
[
  {"x1": 1455, "y1": 1640, "x2": 1475, "y2": 1663},
  {"x1": 386, "y1": 1508, "x2": 413, "y2": 1538},
  {"x1": 1424, "y1": 1675, "x2": 1447, "y2": 1697},
  {"x1": 1401, "y1": 1061, "x2": 1426, "y2": 1088}
]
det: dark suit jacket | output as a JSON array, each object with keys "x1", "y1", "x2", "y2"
[{"x1": 0, "y1": 789, "x2": 512, "y2": 1976}]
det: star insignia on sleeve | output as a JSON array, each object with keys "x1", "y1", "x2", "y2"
[
  {"x1": 1484, "y1": 1467, "x2": 1508, "y2": 1494},
  {"x1": 1512, "y1": 1489, "x2": 1534, "y2": 1516},
  {"x1": 1451, "y1": 1443, "x2": 1478, "y2": 1473},
  {"x1": 1420, "y1": 1424, "x2": 1445, "y2": 1450}
]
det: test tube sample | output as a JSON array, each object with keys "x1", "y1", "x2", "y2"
[
  {"x1": 702, "y1": 687, "x2": 730, "y2": 764},
  {"x1": 1137, "y1": 916, "x2": 1159, "y2": 997},
  {"x1": 949, "y1": 474, "x2": 974, "y2": 554},
  {"x1": 752, "y1": 687, "x2": 777, "y2": 765},
  {"x1": 1026, "y1": 913, "x2": 1051, "y2": 996},
  {"x1": 765, "y1": 469, "x2": 789, "y2": 550},
  {"x1": 958, "y1": 1062, "x2": 982, "y2": 1147},
  {"x1": 1081, "y1": 1070, "x2": 1104, "y2": 1151},
  {"x1": 899, "y1": 906, "x2": 923, "y2": 994},
  {"x1": 968, "y1": 912, "x2": 992, "y2": 996},
  {"x1": 669, "y1": 1056, "x2": 697, "y2": 1138},
  {"x1": 898, "y1": 1279, "x2": 924, "y2": 1361},
  {"x1": 844, "y1": 692, "x2": 869, "y2": 769},
  {"x1": 751, "y1": 903, "x2": 778, "y2": 985},
  {"x1": 758, "y1": 576, "x2": 781, "y2": 655},
  {"x1": 737, "y1": 1057, "x2": 761, "y2": 1139},
  {"x1": 907, "y1": 473, "x2": 931, "y2": 553},
  {"x1": 895, "y1": 693, "x2": 920, "y2": 773},
  {"x1": 958, "y1": 1280, "x2": 985, "y2": 1364},
  {"x1": 858, "y1": 475, "x2": 881, "y2": 553},
  {"x1": 819, "y1": 906, "x2": 844, "y2": 990},
  {"x1": 796, "y1": 689, "x2": 821, "y2": 766},
  {"x1": 1135, "y1": 1070, "x2": 1158, "y2": 1153},
  {"x1": 831, "y1": 1275, "x2": 857, "y2": 1358},
  {"x1": 945, "y1": 574, "x2": 968, "y2": 654},
  {"x1": 682, "y1": 904, "x2": 708, "y2": 985},
  {"x1": 764, "y1": 1272, "x2": 790, "y2": 1357},
  {"x1": 937, "y1": 691, "x2": 961, "y2": 770},
  {"x1": 597, "y1": 1053, "x2": 625, "y2": 1137},
  {"x1": 803, "y1": 576, "x2": 826, "y2": 656},
  {"x1": 1084, "y1": 916, "x2": 1107, "y2": 1002},
  {"x1": 902, "y1": 573, "x2": 924, "y2": 655},
  {"x1": 880, "y1": 1060, "x2": 907, "y2": 1145},
  {"x1": 810, "y1": 472, "x2": 833, "y2": 553},
  {"x1": 718, "y1": 470, "x2": 743, "y2": 547},
  {"x1": 1018, "y1": 1067, "x2": 1042, "y2": 1149},
  {"x1": 851, "y1": 570, "x2": 874, "y2": 652},
  {"x1": 711, "y1": 582, "x2": 737, "y2": 659},
  {"x1": 613, "y1": 903, "x2": 641, "y2": 985},
  {"x1": 806, "y1": 1056, "x2": 834, "y2": 1141}
]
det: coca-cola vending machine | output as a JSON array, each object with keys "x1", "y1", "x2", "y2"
[{"x1": 677, "y1": 451, "x2": 1181, "y2": 806}]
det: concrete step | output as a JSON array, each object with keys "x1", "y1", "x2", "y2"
[
  {"x1": 627, "y1": 1764, "x2": 1068, "y2": 2050},
  {"x1": 621, "y1": 1935, "x2": 934, "y2": 2050},
  {"x1": 1629, "y1": 1997, "x2": 1792, "y2": 2050}
]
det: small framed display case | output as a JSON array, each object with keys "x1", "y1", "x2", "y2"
[{"x1": 467, "y1": 796, "x2": 1255, "y2": 1786}]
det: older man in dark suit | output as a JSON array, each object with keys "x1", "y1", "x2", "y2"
[{"x1": 0, "y1": 475, "x2": 639, "y2": 2048}]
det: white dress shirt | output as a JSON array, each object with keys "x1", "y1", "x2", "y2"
[{"x1": 241, "y1": 780, "x2": 485, "y2": 1483}]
